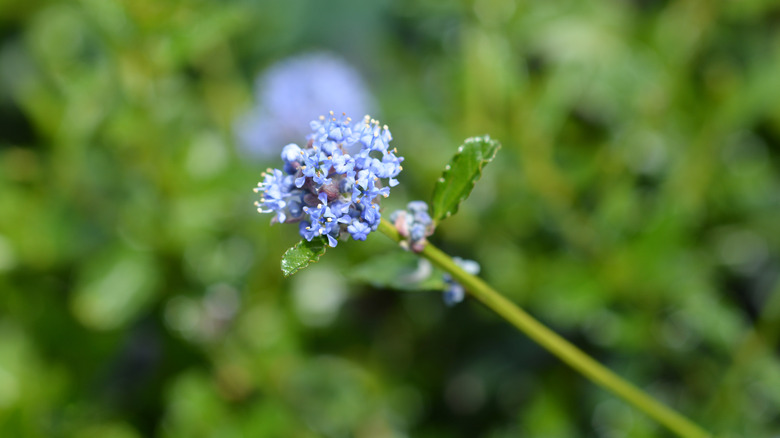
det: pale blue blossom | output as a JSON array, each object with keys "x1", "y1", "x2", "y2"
[{"x1": 236, "y1": 53, "x2": 375, "y2": 157}]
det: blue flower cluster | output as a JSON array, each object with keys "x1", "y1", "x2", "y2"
[
  {"x1": 443, "y1": 257, "x2": 480, "y2": 306},
  {"x1": 390, "y1": 201, "x2": 435, "y2": 252},
  {"x1": 254, "y1": 112, "x2": 403, "y2": 247}
]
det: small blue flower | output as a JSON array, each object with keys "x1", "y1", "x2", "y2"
[
  {"x1": 254, "y1": 169, "x2": 296, "y2": 223},
  {"x1": 453, "y1": 257, "x2": 480, "y2": 276},
  {"x1": 413, "y1": 210, "x2": 431, "y2": 225},
  {"x1": 354, "y1": 117, "x2": 393, "y2": 152},
  {"x1": 310, "y1": 112, "x2": 356, "y2": 144},
  {"x1": 443, "y1": 283, "x2": 465, "y2": 306},
  {"x1": 355, "y1": 169, "x2": 372, "y2": 191},
  {"x1": 410, "y1": 223, "x2": 427, "y2": 241},
  {"x1": 380, "y1": 153, "x2": 404, "y2": 187},
  {"x1": 362, "y1": 177, "x2": 391, "y2": 201},
  {"x1": 301, "y1": 150, "x2": 334, "y2": 186},
  {"x1": 361, "y1": 203, "x2": 381, "y2": 227},
  {"x1": 347, "y1": 219, "x2": 371, "y2": 241},
  {"x1": 299, "y1": 220, "x2": 318, "y2": 241},
  {"x1": 281, "y1": 143, "x2": 303, "y2": 165},
  {"x1": 407, "y1": 201, "x2": 428, "y2": 213},
  {"x1": 441, "y1": 257, "x2": 480, "y2": 306},
  {"x1": 332, "y1": 152, "x2": 355, "y2": 175}
]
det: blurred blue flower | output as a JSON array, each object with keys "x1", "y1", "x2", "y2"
[
  {"x1": 443, "y1": 282, "x2": 465, "y2": 306},
  {"x1": 443, "y1": 257, "x2": 480, "y2": 306},
  {"x1": 236, "y1": 53, "x2": 376, "y2": 157}
]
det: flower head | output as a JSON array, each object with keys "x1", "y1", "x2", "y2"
[{"x1": 254, "y1": 112, "x2": 403, "y2": 247}]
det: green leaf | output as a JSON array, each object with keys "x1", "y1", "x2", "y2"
[
  {"x1": 281, "y1": 238, "x2": 327, "y2": 277},
  {"x1": 349, "y1": 251, "x2": 447, "y2": 291},
  {"x1": 431, "y1": 135, "x2": 501, "y2": 222}
]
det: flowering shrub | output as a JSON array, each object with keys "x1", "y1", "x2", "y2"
[
  {"x1": 254, "y1": 112, "x2": 403, "y2": 247},
  {"x1": 252, "y1": 120, "x2": 711, "y2": 438}
]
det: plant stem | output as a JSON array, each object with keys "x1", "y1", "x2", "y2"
[{"x1": 378, "y1": 218, "x2": 711, "y2": 438}]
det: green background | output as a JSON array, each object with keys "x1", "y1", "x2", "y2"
[{"x1": 1, "y1": 0, "x2": 779, "y2": 436}]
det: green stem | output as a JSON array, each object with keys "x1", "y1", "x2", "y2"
[{"x1": 378, "y1": 218, "x2": 711, "y2": 438}]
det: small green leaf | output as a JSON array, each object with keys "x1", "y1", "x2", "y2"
[
  {"x1": 281, "y1": 238, "x2": 327, "y2": 277},
  {"x1": 431, "y1": 135, "x2": 501, "y2": 222},
  {"x1": 349, "y1": 251, "x2": 447, "y2": 291}
]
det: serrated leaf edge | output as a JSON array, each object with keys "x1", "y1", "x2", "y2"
[
  {"x1": 281, "y1": 238, "x2": 327, "y2": 277},
  {"x1": 432, "y1": 135, "x2": 501, "y2": 221}
]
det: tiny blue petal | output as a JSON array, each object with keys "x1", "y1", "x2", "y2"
[{"x1": 443, "y1": 283, "x2": 465, "y2": 306}]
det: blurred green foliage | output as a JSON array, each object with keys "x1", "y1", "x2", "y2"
[{"x1": 1, "y1": 0, "x2": 780, "y2": 436}]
